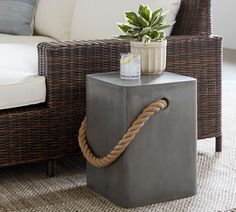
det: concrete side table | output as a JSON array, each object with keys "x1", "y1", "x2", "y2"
[{"x1": 86, "y1": 72, "x2": 197, "y2": 208}]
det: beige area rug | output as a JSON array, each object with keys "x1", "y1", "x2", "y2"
[{"x1": 1, "y1": 66, "x2": 236, "y2": 211}]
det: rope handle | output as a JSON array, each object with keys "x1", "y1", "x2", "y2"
[{"x1": 78, "y1": 99, "x2": 168, "y2": 168}]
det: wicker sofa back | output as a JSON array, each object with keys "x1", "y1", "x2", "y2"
[{"x1": 172, "y1": 0, "x2": 212, "y2": 35}]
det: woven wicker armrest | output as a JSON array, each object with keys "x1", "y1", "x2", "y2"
[
  {"x1": 167, "y1": 35, "x2": 222, "y2": 76},
  {"x1": 37, "y1": 40, "x2": 130, "y2": 109},
  {"x1": 167, "y1": 35, "x2": 222, "y2": 139},
  {"x1": 172, "y1": 0, "x2": 212, "y2": 36}
]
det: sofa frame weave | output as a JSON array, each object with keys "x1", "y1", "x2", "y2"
[{"x1": 0, "y1": 0, "x2": 222, "y2": 176}]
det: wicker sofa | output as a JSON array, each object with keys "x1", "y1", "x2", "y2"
[{"x1": 0, "y1": 0, "x2": 222, "y2": 176}]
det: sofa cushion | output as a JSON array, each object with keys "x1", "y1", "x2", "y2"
[
  {"x1": 70, "y1": 0, "x2": 181, "y2": 40},
  {"x1": 0, "y1": 0, "x2": 38, "y2": 36},
  {"x1": 35, "y1": 0, "x2": 76, "y2": 41},
  {"x1": 0, "y1": 44, "x2": 46, "y2": 110},
  {"x1": 0, "y1": 34, "x2": 57, "y2": 44},
  {"x1": 0, "y1": 44, "x2": 38, "y2": 74},
  {"x1": 0, "y1": 72, "x2": 46, "y2": 110}
]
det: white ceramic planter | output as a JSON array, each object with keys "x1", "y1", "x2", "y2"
[{"x1": 130, "y1": 40, "x2": 167, "y2": 75}]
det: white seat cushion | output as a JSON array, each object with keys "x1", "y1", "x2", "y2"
[
  {"x1": 0, "y1": 44, "x2": 46, "y2": 110},
  {"x1": 0, "y1": 34, "x2": 56, "y2": 44},
  {"x1": 70, "y1": 0, "x2": 181, "y2": 40},
  {"x1": 0, "y1": 44, "x2": 38, "y2": 74},
  {"x1": 0, "y1": 71, "x2": 46, "y2": 110}
]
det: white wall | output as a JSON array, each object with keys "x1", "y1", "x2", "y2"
[{"x1": 212, "y1": 0, "x2": 236, "y2": 49}]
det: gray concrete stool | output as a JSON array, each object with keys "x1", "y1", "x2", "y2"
[{"x1": 85, "y1": 72, "x2": 197, "y2": 208}]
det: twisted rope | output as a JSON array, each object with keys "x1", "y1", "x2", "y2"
[{"x1": 78, "y1": 99, "x2": 167, "y2": 168}]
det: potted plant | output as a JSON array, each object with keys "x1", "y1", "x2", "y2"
[{"x1": 117, "y1": 5, "x2": 174, "y2": 75}]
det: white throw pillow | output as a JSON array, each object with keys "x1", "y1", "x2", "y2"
[
  {"x1": 70, "y1": 0, "x2": 181, "y2": 40},
  {"x1": 35, "y1": 0, "x2": 77, "y2": 41},
  {"x1": 0, "y1": 44, "x2": 38, "y2": 75}
]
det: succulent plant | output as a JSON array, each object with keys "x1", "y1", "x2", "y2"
[{"x1": 117, "y1": 4, "x2": 174, "y2": 43}]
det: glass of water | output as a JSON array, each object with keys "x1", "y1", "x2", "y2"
[{"x1": 120, "y1": 53, "x2": 141, "y2": 80}]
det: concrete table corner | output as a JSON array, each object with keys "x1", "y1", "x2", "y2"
[{"x1": 86, "y1": 71, "x2": 197, "y2": 208}]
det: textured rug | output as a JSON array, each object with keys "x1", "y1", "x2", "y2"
[{"x1": 0, "y1": 56, "x2": 236, "y2": 211}]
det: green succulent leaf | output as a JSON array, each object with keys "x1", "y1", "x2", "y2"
[
  {"x1": 138, "y1": 5, "x2": 145, "y2": 15},
  {"x1": 140, "y1": 27, "x2": 151, "y2": 36},
  {"x1": 138, "y1": 16, "x2": 149, "y2": 28},
  {"x1": 150, "y1": 30, "x2": 165, "y2": 41},
  {"x1": 138, "y1": 4, "x2": 151, "y2": 22},
  {"x1": 117, "y1": 23, "x2": 133, "y2": 33},
  {"x1": 151, "y1": 11, "x2": 168, "y2": 27},
  {"x1": 126, "y1": 29, "x2": 140, "y2": 37},
  {"x1": 150, "y1": 8, "x2": 162, "y2": 25},
  {"x1": 153, "y1": 23, "x2": 172, "y2": 31},
  {"x1": 125, "y1": 12, "x2": 141, "y2": 27},
  {"x1": 117, "y1": 34, "x2": 139, "y2": 40},
  {"x1": 150, "y1": 30, "x2": 159, "y2": 39}
]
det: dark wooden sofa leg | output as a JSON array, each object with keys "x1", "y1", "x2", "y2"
[
  {"x1": 47, "y1": 160, "x2": 55, "y2": 177},
  {"x1": 216, "y1": 136, "x2": 222, "y2": 152}
]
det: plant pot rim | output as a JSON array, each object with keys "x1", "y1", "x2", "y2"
[{"x1": 130, "y1": 39, "x2": 167, "y2": 47}]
